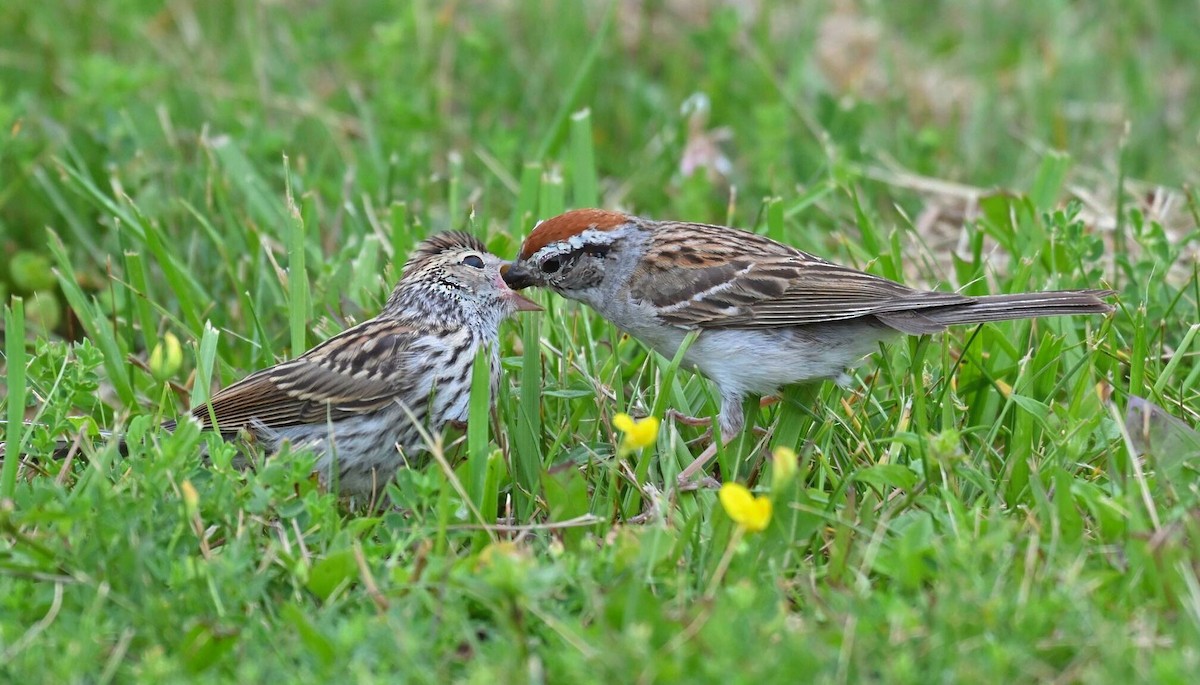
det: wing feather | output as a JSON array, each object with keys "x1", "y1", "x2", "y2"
[
  {"x1": 191, "y1": 317, "x2": 428, "y2": 434},
  {"x1": 631, "y1": 223, "x2": 971, "y2": 329}
]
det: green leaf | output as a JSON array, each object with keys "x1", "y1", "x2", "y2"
[
  {"x1": 1009, "y1": 393, "x2": 1052, "y2": 431},
  {"x1": 544, "y1": 467, "x2": 590, "y2": 550},
  {"x1": 2, "y1": 298, "x2": 27, "y2": 498},
  {"x1": 281, "y1": 603, "x2": 336, "y2": 666},
  {"x1": 180, "y1": 622, "x2": 239, "y2": 674},
  {"x1": 853, "y1": 464, "x2": 919, "y2": 492},
  {"x1": 306, "y1": 549, "x2": 358, "y2": 601}
]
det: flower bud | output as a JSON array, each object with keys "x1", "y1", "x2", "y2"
[
  {"x1": 148, "y1": 332, "x2": 183, "y2": 380},
  {"x1": 771, "y1": 446, "x2": 798, "y2": 490}
]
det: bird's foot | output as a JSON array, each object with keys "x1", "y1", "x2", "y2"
[
  {"x1": 684, "y1": 428, "x2": 714, "y2": 446},
  {"x1": 668, "y1": 398, "x2": 777, "y2": 429},
  {"x1": 675, "y1": 441, "x2": 721, "y2": 490},
  {"x1": 675, "y1": 473, "x2": 722, "y2": 491},
  {"x1": 673, "y1": 421, "x2": 772, "y2": 490}
]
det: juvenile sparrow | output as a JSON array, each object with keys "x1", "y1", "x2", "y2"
[
  {"x1": 176, "y1": 231, "x2": 540, "y2": 497},
  {"x1": 503, "y1": 209, "x2": 1114, "y2": 482}
]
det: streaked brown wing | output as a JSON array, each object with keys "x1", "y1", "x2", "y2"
[
  {"x1": 191, "y1": 317, "x2": 426, "y2": 434},
  {"x1": 631, "y1": 224, "x2": 971, "y2": 329}
]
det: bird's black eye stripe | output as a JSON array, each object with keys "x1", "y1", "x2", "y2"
[
  {"x1": 541, "y1": 244, "x2": 609, "y2": 275},
  {"x1": 461, "y1": 254, "x2": 485, "y2": 269}
]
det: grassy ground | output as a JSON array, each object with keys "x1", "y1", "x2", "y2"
[{"x1": 3, "y1": 0, "x2": 1200, "y2": 682}]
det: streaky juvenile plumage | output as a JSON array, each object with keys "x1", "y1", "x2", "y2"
[{"x1": 177, "y1": 231, "x2": 540, "y2": 497}]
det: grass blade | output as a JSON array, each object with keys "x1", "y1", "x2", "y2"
[
  {"x1": 47, "y1": 231, "x2": 135, "y2": 407},
  {"x1": 533, "y1": 7, "x2": 613, "y2": 160},
  {"x1": 467, "y1": 345, "x2": 492, "y2": 506},
  {"x1": 284, "y1": 158, "x2": 310, "y2": 355},
  {"x1": 514, "y1": 314, "x2": 544, "y2": 519},
  {"x1": 191, "y1": 322, "x2": 222, "y2": 411},
  {"x1": 569, "y1": 109, "x2": 598, "y2": 207},
  {"x1": 2, "y1": 298, "x2": 26, "y2": 498}
]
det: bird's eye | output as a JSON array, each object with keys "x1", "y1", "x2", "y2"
[
  {"x1": 461, "y1": 254, "x2": 485, "y2": 269},
  {"x1": 542, "y1": 258, "x2": 561, "y2": 274}
]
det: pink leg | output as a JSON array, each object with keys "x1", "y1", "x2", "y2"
[
  {"x1": 666, "y1": 408, "x2": 713, "y2": 428},
  {"x1": 675, "y1": 428, "x2": 771, "y2": 491},
  {"x1": 675, "y1": 439, "x2": 725, "y2": 490}
]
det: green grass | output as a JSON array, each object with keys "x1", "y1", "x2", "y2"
[{"x1": 3, "y1": 0, "x2": 1200, "y2": 682}]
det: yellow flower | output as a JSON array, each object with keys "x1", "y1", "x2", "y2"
[
  {"x1": 771, "y1": 446, "x2": 797, "y2": 489},
  {"x1": 613, "y1": 413, "x2": 660, "y2": 453},
  {"x1": 718, "y1": 482, "x2": 772, "y2": 533}
]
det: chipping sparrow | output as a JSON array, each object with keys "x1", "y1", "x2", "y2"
[
  {"x1": 173, "y1": 231, "x2": 540, "y2": 497},
  {"x1": 503, "y1": 209, "x2": 1114, "y2": 482}
]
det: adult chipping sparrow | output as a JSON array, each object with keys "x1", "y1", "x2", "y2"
[
  {"x1": 173, "y1": 231, "x2": 540, "y2": 497},
  {"x1": 503, "y1": 209, "x2": 1114, "y2": 482}
]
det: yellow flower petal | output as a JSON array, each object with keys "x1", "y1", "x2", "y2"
[
  {"x1": 718, "y1": 482, "x2": 773, "y2": 533},
  {"x1": 613, "y1": 413, "x2": 660, "y2": 452}
]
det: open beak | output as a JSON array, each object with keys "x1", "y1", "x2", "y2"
[
  {"x1": 510, "y1": 291, "x2": 543, "y2": 312},
  {"x1": 500, "y1": 262, "x2": 538, "y2": 291},
  {"x1": 499, "y1": 263, "x2": 543, "y2": 312}
]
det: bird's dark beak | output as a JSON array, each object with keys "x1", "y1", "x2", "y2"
[
  {"x1": 499, "y1": 262, "x2": 543, "y2": 312},
  {"x1": 500, "y1": 262, "x2": 538, "y2": 290}
]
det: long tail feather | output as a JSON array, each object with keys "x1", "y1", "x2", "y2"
[{"x1": 877, "y1": 289, "x2": 1115, "y2": 334}]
